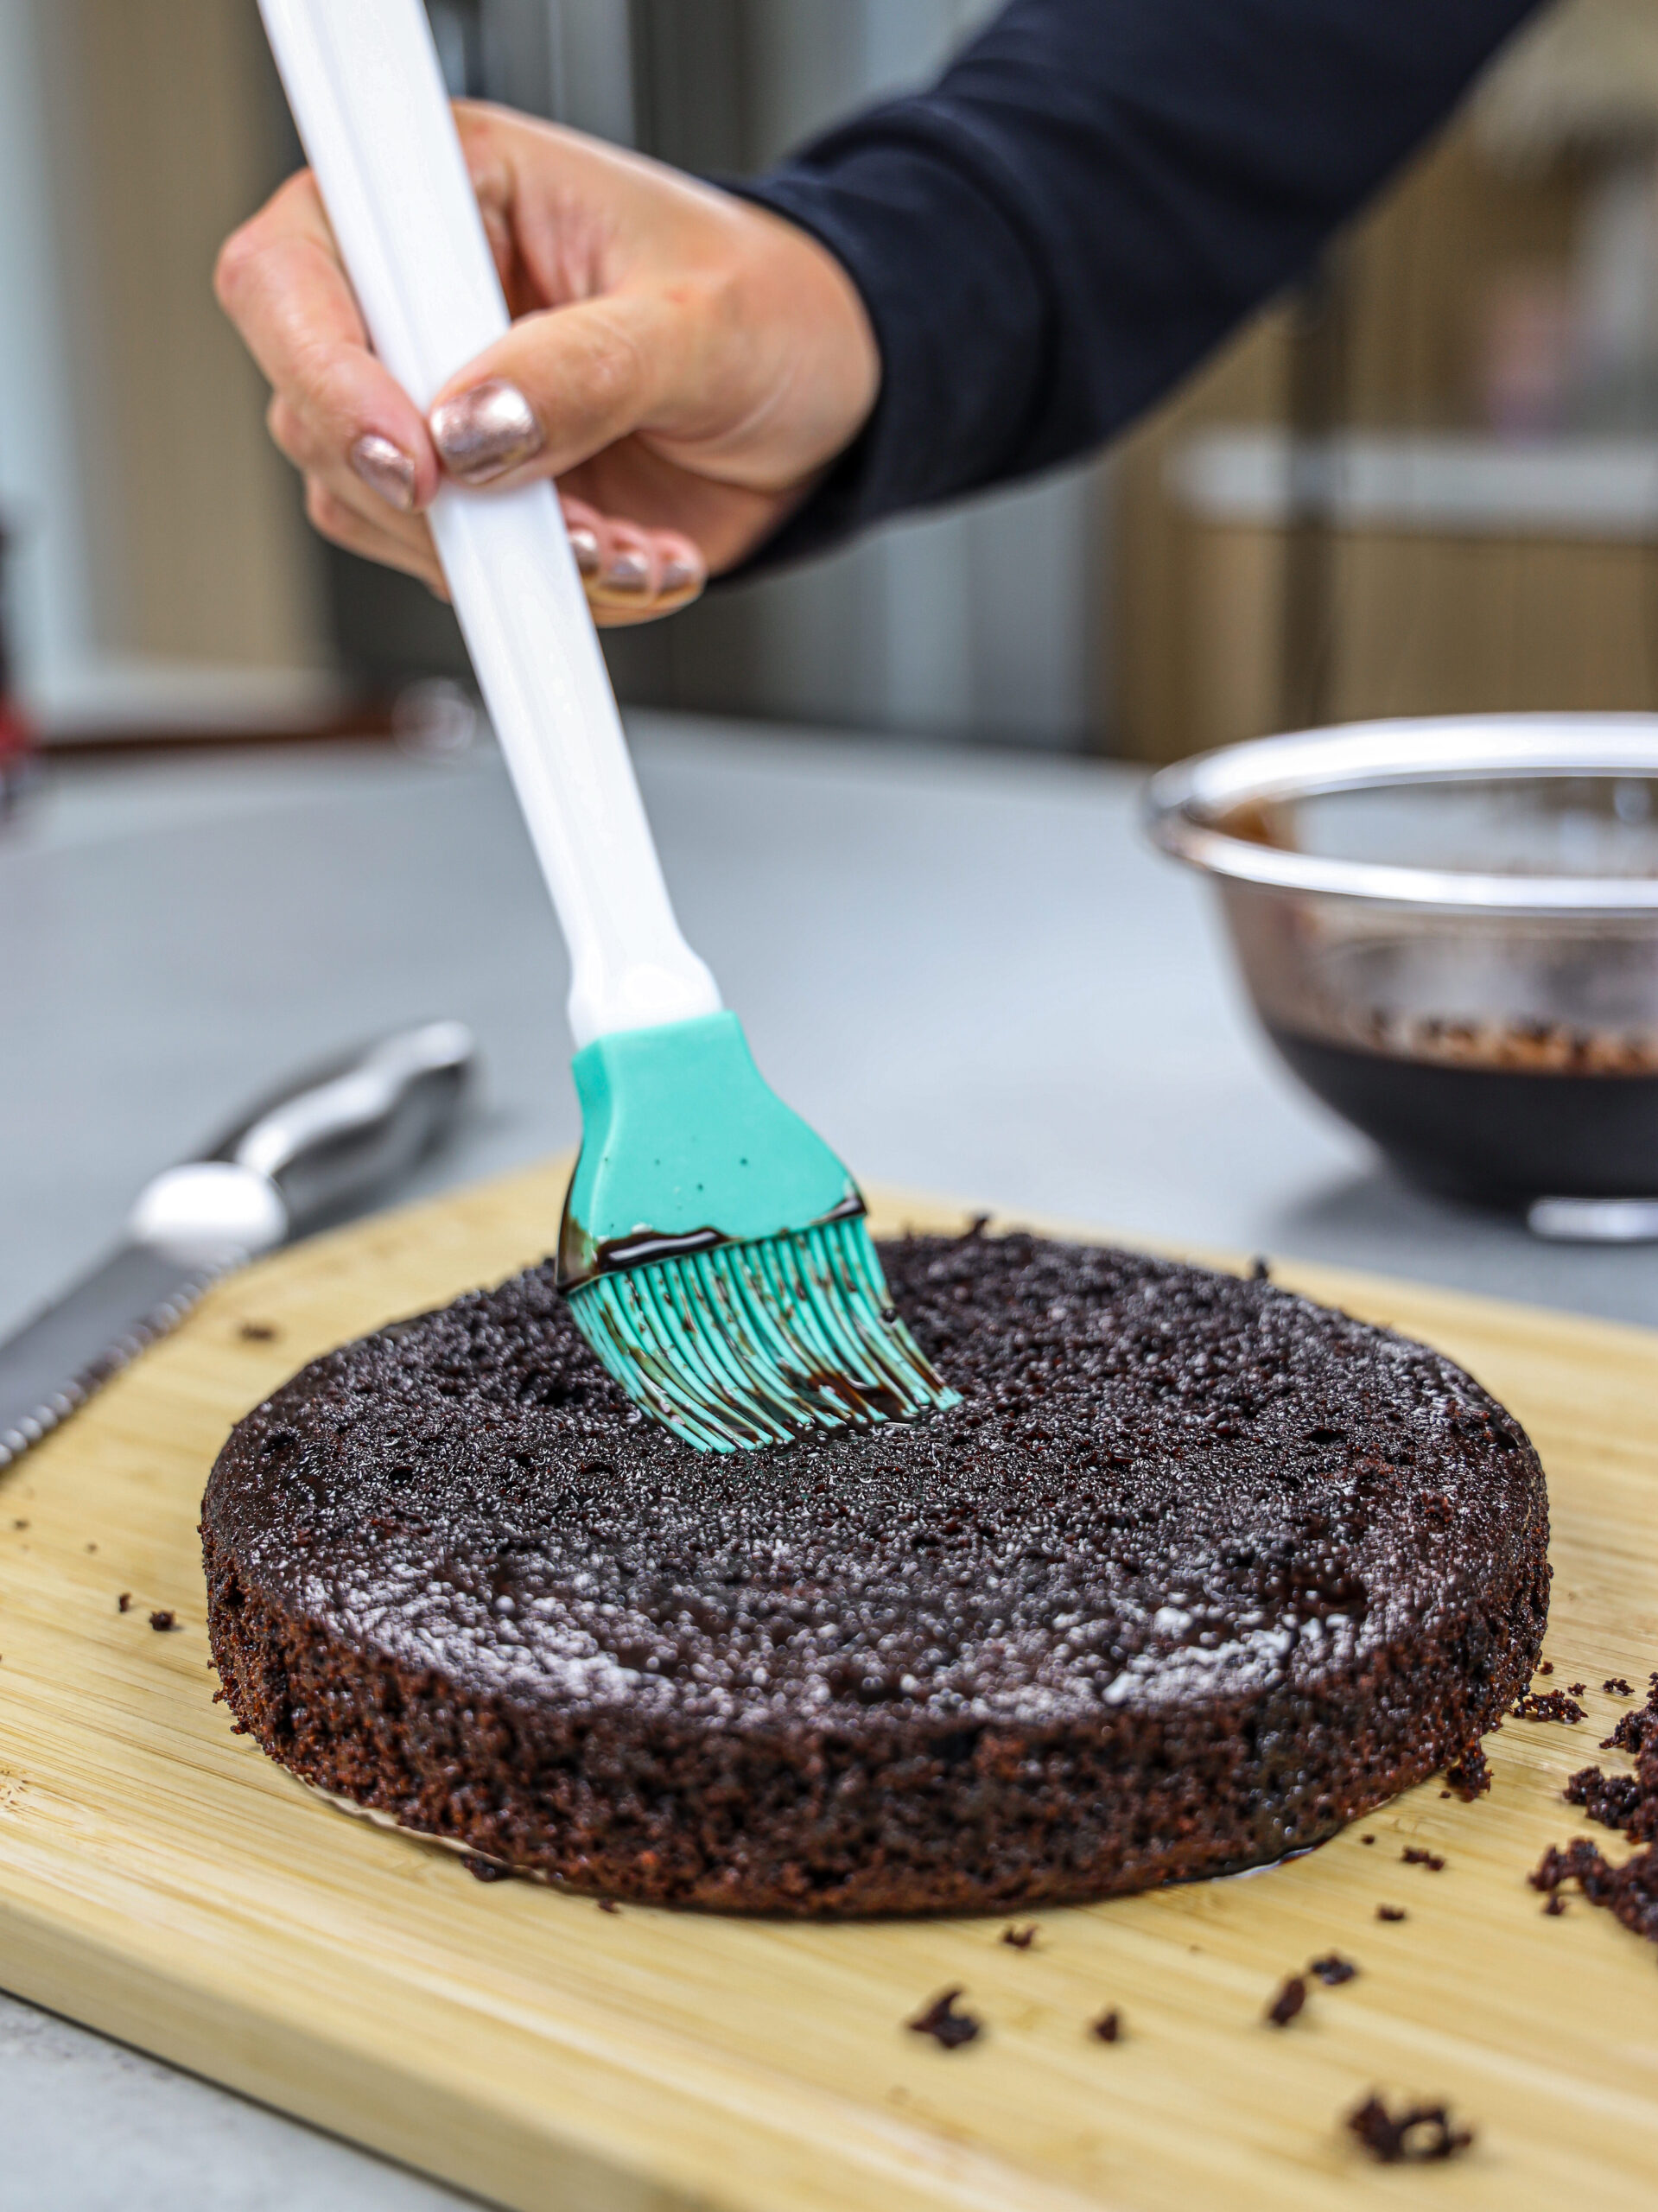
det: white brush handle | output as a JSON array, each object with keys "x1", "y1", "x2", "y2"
[{"x1": 257, "y1": 0, "x2": 721, "y2": 1048}]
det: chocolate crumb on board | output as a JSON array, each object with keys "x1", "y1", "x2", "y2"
[
  {"x1": 1360, "y1": 1833, "x2": 1376, "y2": 1846},
  {"x1": 117, "y1": 1592, "x2": 131, "y2": 1613},
  {"x1": 1401, "y1": 1847, "x2": 1445, "y2": 1872},
  {"x1": 1529, "y1": 1837, "x2": 1658, "y2": 1948},
  {"x1": 1602, "y1": 1704, "x2": 1658, "y2": 1755},
  {"x1": 1538, "y1": 1661, "x2": 1554, "y2": 1675},
  {"x1": 1090, "y1": 2008, "x2": 1122, "y2": 2043},
  {"x1": 1445, "y1": 1743, "x2": 1492, "y2": 1799},
  {"x1": 1250, "y1": 1256, "x2": 1271, "y2": 1281},
  {"x1": 908, "y1": 1988, "x2": 981, "y2": 2050},
  {"x1": 1532, "y1": 1665, "x2": 1658, "y2": 1955},
  {"x1": 1266, "y1": 1975, "x2": 1307, "y2": 2027},
  {"x1": 1347, "y1": 2094, "x2": 1475, "y2": 2165},
  {"x1": 1565, "y1": 1766, "x2": 1648, "y2": 1835},
  {"x1": 148, "y1": 1610, "x2": 178, "y2": 1632},
  {"x1": 1512, "y1": 1689, "x2": 1586, "y2": 1724},
  {"x1": 597, "y1": 1897, "x2": 620, "y2": 1913},
  {"x1": 1605, "y1": 1677, "x2": 1634, "y2": 1697},
  {"x1": 1310, "y1": 1953, "x2": 1358, "y2": 1986},
  {"x1": 461, "y1": 1854, "x2": 511, "y2": 1883},
  {"x1": 238, "y1": 1320, "x2": 279, "y2": 1342},
  {"x1": 1377, "y1": 1905, "x2": 1407, "y2": 1923},
  {"x1": 1568, "y1": 1681, "x2": 1588, "y2": 1697},
  {"x1": 1001, "y1": 1923, "x2": 1038, "y2": 1950},
  {"x1": 1550, "y1": 1668, "x2": 1658, "y2": 1895}
]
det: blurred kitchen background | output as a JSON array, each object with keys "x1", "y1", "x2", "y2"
[{"x1": 5, "y1": 0, "x2": 1658, "y2": 766}]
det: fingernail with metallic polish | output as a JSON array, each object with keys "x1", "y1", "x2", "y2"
[
  {"x1": 429, "y1": 378, "x2": 543, "y2": 485},
  {"x1": 568, "y1": 525, "x2": 601, "y2": 577},
  {"x1": 349, "y1": 433, "x2": 417, "y2": 512},
  {"x1": 660, "y1": 556, "x2": 702, "y2": 595},
  {"x1": 604, "y1": 549, "x2": 651, "y2": 594}
]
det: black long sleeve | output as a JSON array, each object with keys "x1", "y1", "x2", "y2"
[{"x1": 734, "y1": 0, "x2": 1542, "y2": 568}]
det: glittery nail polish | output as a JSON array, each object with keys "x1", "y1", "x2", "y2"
[
  {"x1": 568, "y1": 526, "x2": 601, "y2": 577},
  {"x1": 429, "y1": 378, "x2": 543, "y2": 485},
  {"x1": 660, "y1": 556, "x2": 702, "y2": 595},
  {"x1": 604, "y1": 550, "x2": 651, "y2": 594},
  {"x1": 349, "y1": 433, "x2": 417, "y2": 512}
]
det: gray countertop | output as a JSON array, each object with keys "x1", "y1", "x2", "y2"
[{"x1": 3, "y1": 712, "x2": 1656, "y2": 2209}]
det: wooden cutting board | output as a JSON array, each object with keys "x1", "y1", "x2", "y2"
[{"x1": 3, "y1": 1160, "x2": 1657, "y2": 2212}]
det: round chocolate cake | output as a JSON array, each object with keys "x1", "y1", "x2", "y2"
[{"x1": 202, "y1": 1232, "x2": 1548, "y2": 1916}]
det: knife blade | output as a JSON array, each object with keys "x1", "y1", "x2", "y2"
[{"x1": 0, "y1": 1020, "x2": 475, "y2": 1467}]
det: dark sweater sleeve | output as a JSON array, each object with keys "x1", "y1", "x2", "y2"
[{"x1": 732, "y1": 0, "x2": 1542, "y2": 568}]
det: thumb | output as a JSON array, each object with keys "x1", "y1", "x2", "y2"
[{"x1": 427, "y1": 291, "x2": 683, "y2": 489}]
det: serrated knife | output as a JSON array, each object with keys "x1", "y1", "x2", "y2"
[{"x1": 0, "y1": 1020, "x2": 475, "y2": 1467}]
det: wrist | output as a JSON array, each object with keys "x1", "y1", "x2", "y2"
[{"x1": 720, "y1": 190, "x2": 882, "y2": 486}]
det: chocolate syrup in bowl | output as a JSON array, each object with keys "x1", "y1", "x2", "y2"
[
  {"x1": 1210, "y1": 771, "x2": 1658, "y2": 1205},
  {"x1": 1267, "y1": 1026, "x2": 1658, "y2": 1204}
]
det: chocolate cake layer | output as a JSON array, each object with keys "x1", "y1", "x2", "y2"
[{"x1": 201, "y1": 1232, "x2": 1548, "y2": 1915}]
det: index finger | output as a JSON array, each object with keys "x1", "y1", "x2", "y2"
[{"x1": 215, "y1": 169, "x2": 441, "y2": 505}]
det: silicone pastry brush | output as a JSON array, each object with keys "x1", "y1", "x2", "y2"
[{"x1": 258, "y1": 0, "x2": 957, "y2": 1451}]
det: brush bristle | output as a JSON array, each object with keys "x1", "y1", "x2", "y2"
[{"x1": 566, "y1": 1216, "x2": 959, "y2": 1452}]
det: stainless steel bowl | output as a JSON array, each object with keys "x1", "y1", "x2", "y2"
[{"x1": 1143, "y1": 715, "x2": 1658, "y2": 1231}]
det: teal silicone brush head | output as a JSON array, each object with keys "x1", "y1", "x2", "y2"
[{"x1": 557, "y1": 1012, "x2": 958, "y2": 1452}]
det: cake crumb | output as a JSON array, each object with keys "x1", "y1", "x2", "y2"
[
  {"x1": 1265, "y1": 1975, "x2": 1306, "y2": 2027},
  {"x1": 908, "y1": 1988, "x2": 981, "y2": 2050},
  {"x1": 148, "y1": 1610, "x2": 178, "y2": 1632},
  {"x1": 1250, "y1": 1256, "x2": 1271, "y2": 1281},
  {"x1": 1401, "y1": 1847, "x2": 1445, "y2": 1872},
  {"x1": 1001, "y1": 1923, "x2": 1038, "y2": 1950},
  {"x1": 1377, "y1": 1905, "x2": 1407, "y2": 1923},
  {"x1": 1360, "y1": 1834, "x2": 1375, "y2": 1846},
  {"x1": 1605, "y1": 1677, "x2": 1634, "y2": 1697},
  {"x1": 1543, "y1": 1893, "x2": 1566, "y2": 1916},
  {"x1": 1564, "y1": 1765, "x2": 1645, "y2": 1833},
  {"x1": 1538, "y1": 1661, "x2": 1554, "y2": 1675},
  {"x1": 461, "y1": 1855, "x2": 511, "y2": 1883},
  {"x1": 1568, "y1": 1681, "x2": 1587, "y2": 1697},
  {"x1": 1347, "y1": 2093, "x2": 1475, "y2": 2164},
  {"x1": 117, "y1": 1592, "x2": 131, "y2": 1613},
  {"x1": 1531, "y1": 1833, "x2": 1658, "y2": 1955},
  {"x1": 238, "y1": 1320, "x2": 278, "y2": 1342},
  {"x1": 1445, "y1": 1744, "x2": 1491, "y2": 1799},
  {"x1": 1602, "y1": 1706, "x2": 1658, "y2": 1754},
  {"x1": 1089, "y1": 2008, "x2": 1122, "y2": 2043},
  {"x1": 1512, "y1": 1690, "x2": 1586, "y2": 1724},
  {"x1": 596, "y1": 1897, "x2": 620, "y2": 1913},
  {"x1": 1310, "y1": 1953, "x2": 1357, "y2": 1986}
]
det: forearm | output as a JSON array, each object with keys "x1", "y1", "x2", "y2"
[{"x1": 734, "y1": 0, "x2": 1545, "y2": 568}]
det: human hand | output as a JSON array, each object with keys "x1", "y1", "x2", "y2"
[{"x1": 215, "y1": 103, "x2": 880, "y2": 626}]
